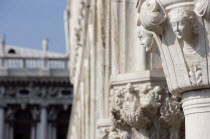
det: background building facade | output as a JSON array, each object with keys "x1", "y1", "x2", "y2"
[
  {"x1": 0, "y1": 37, "x2": 72, "y2": 139},
  {"x1": 67, "y1": 0, "x2": 210, "y2": 139}
]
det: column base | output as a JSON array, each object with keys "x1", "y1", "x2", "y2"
[{"x1": 182, "y1": 89, "x2": 210, "y2": 139}]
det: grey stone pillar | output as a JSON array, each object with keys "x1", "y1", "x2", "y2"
[
  {"x1": 31, "y1": 126, "x2": 36, "y2": 139},
  {"x1": 39, "y1": 106, "x2": 47, "y2": 139},
  {"x1": 9, "y1": 127, "x2": 13, "y2": 139},
  {"x1": 0, "y1": 107, "x2": 4, "y2": 139},
  {"x1": 47, "y1": 123, "x2": 56, "y2": 139},
  {"x1": 47, "y1": 124, "x2": 51, "y2": 139},
  {"x1": 52, "y1": 124, "x2": 57, "y2": 139}
]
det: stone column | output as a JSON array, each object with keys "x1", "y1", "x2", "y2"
[
  {"x1": 47, "y1": 123, "x2": 56, "y2": 139},
  {"x1": 47, "y1": 124, "x2": 52, "y2": 139},
  {"x1": 0, "y1": 106, "x2": 4, "y2": 139},
  {"x1": 52, "y1": 126, "x2": 56, "y2": 139},
  {"x1": 31, "y1": 125, "x2": 36, "y2": 139},
  {"x1": 39, "y1": 106, "x2": 47, "y2": 139},
  {"x1": 9, "y1": 126, "x2": 13, "y2": 139},
  {"x1": 182, "y1": 89, "x2": 210, "y2": 139}
]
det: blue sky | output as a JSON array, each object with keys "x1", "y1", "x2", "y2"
[{"x1": 0, "y1": 0, "x2": 67, "y2": 53}]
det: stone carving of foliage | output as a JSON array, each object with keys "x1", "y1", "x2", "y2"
[
  {"x1": 110, "y1": 83, "x2": 184, "y2": 139},
  {"x1": 97, "y1": 126, "x2": 131, "y2": 139},
  {"x1": 110, "y1": 83, "x2": 150, "y2": 131},
  {"x1": 160, "y1": 92, "x2": 184, "y2": 139},
  {"x1": 97, "y1": 127, "x2": 109, "y2": 139},
  {"x1": 110, "y1": 88, "x2": 132, "y2": 131},
  {"x1": 160, "y1": 93, "x2": 183, "y2": 126},
  {"x1": 140, "y1": 86, "x2": 162, "y2": 115},
  {"x1": 189, "y1": 65, "x2": 202, "y2": 85}
]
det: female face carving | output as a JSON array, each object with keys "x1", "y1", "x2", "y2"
[
  {"x1": 138, "y1": 30, "x2": 154, "y2": 52},
  {"x1": 169, "y1": 8, "x2": 195, "y2": 40},
  {"x1": 170, "y1": 15, "x2": 192, "y2": 40}
]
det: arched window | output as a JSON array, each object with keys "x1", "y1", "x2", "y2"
[
  {"x1": 14, "y1": 110, "x2": 32, "y2": 139},
  {"x1": 8, "y1": 49, "x2": 16, "y2": 54}
]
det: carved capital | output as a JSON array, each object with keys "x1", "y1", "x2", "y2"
[
  {"x1": 110, "y1": 83, "x2": 150, "y2": 131},
  {"x1": 137, "y1": 0, "x2": 210, "y2": 96},
  {"x1": 110, "y1": 83, "x2": 184, "y2": 139}
]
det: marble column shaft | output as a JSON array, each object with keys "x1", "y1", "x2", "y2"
[
  {"x1": 39, "y1": 106, "x2": 47, "y2": 139},
  {"x1": 0, "y1": 107, "x2": 4, "y2": 139},
  {"x1": 182, "y1": 89, "x2": 210, "y2": 139},
  {"x1": 31, "y1": 126, "x2": 36, "y2": 139}
]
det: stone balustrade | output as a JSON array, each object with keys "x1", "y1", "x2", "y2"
[{"x1": 0, "y1": 56, "x2": 69, "y2": 77}]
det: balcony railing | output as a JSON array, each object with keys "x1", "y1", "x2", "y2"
[
  {"x1": 0, "y1": 56, "x2": 69, "y2": 70},
  {"x1": 0, "y1": 55, "x2": 69, "y2": 77}
]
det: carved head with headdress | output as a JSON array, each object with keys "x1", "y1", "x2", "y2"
[
  {"x1": 137, "y1": 26, "x2": 157, "y2": 52},
  {"x1": 168, "y1": 6, "x2": 198, "y2": 40}
]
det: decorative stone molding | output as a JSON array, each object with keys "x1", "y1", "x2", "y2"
[
  {"x1": 110, "y1": 72, "x2": 184, "y2": 139},
  {"x1": 1, "y1": 85, "x2": 71, "y2": 100},
  {"x1": 70, "y1": 0, "x2": 88, "y2": 83}
]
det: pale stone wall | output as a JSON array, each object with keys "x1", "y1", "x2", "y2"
[{"x1": 62, "y1": 0, "x2": 210, "y2": 138}]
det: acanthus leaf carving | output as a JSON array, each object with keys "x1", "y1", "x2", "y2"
[{"x1": 189, "y1": 65, "x2": 202, "y2": 85}]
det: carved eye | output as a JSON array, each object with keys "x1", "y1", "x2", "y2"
[
  {"x1": 139, "y1": 35, "x2": 142, "y2": 39},
  {"x1": 179, "y1": 21, "x2": 185, "y2": 26}
]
